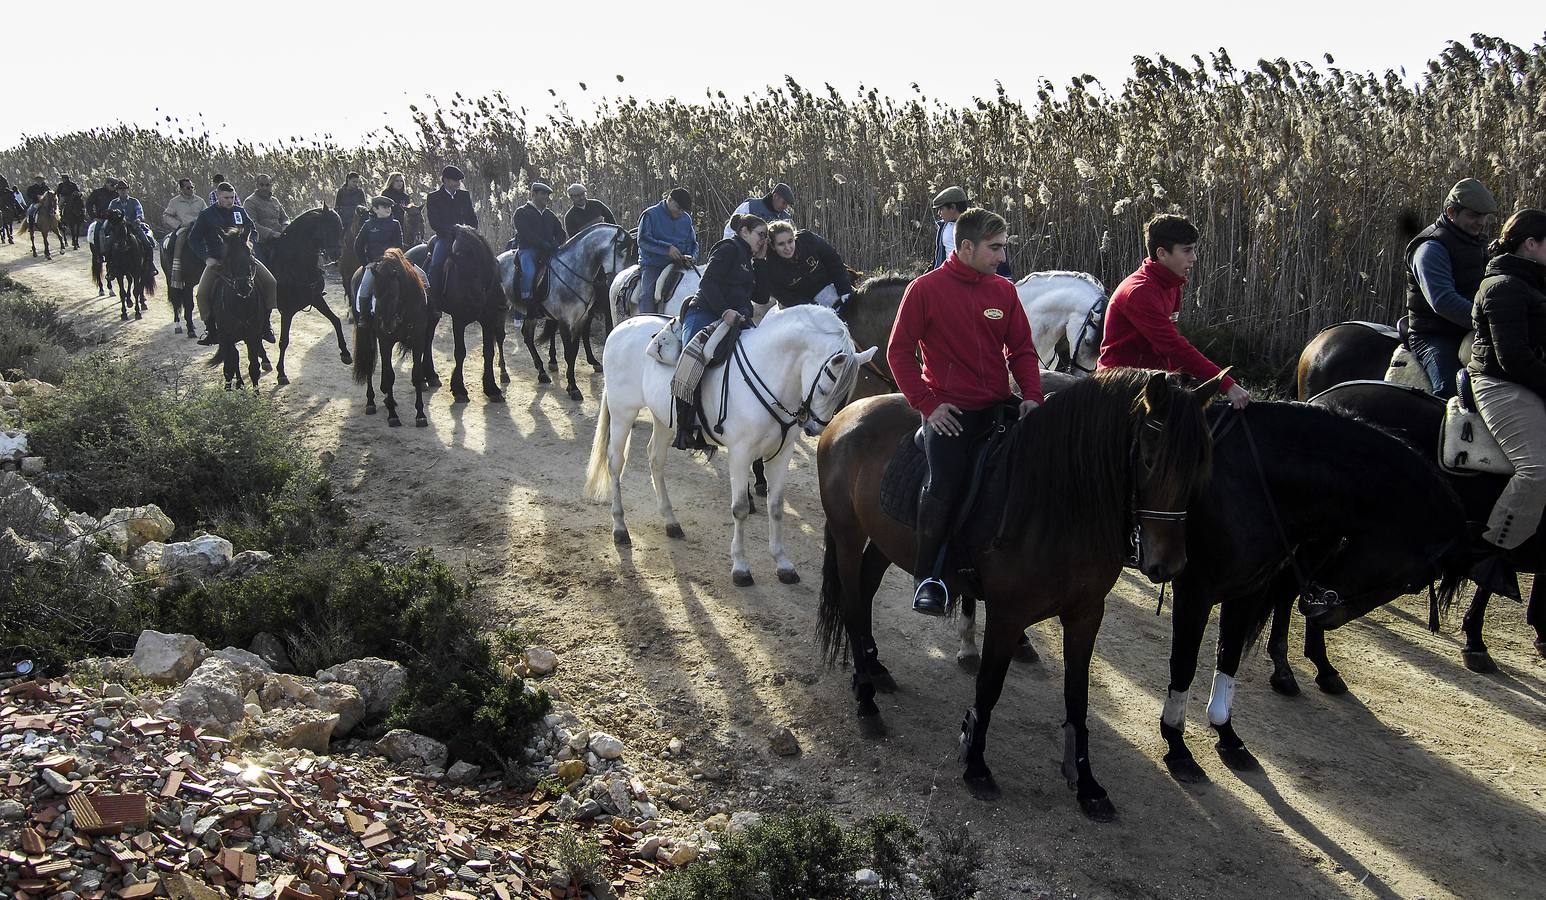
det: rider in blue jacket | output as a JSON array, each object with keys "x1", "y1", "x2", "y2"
[{"x1": 636, "y1": 187, "x2": 699, "y2": 314}]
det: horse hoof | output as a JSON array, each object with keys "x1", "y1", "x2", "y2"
[
  {"x1": 261, "y1": 359, "x2": 272, "y2": 373},
  {"x1": 857, "y1": 713, "x2": 887, "y2": 739},
  {"x1": 537, "y1": 372, "x2": 552, "y2": 385},
  {"x1": 501, "y1": 373, "x2": 511, "y2": 385},
  {"x1": 1164, "y1": 751, "x2": 1209, "y2": 784},
  {"x1": 1461, "y1": 649, "x2": 1498, "y2": 674},
  {"x1": 188, "y1": 331, "x2": 198, "y2": 340},
  {"x1": 732, "y1": 570, "x2": 754, "y2": 587},
  {"x1": 1079, "y1": 794, "x2": 1117, "y2": 822},
  {"x1": 963, "y1": 773, "x2": 1001, "y2": 802},
  {"x1": 365, "y1": 404, "x2": 377, "y2": 415},
  {"x1": 120, "y1": 312, "x2": 127, "y2": 321},
  {"x1": 1013, "y1": 635, "x2": 1040, "y2": 663},
  {"x1": 567, "y1": 387, "x2": 583, "y2": 402},
  {"x1": 1314, "y1": 671, "x2": 1348, "y2": 695},
  {"x1": 1269, "y1": 669, "x2": 1301, "y2": 696},
  {"x1": 665, "y1": 523, "x2": 685, "y2": 539},
  {"x1": 956, "y1": 653, "x2": 981, "y2": 674},
  {"x1": 451, "y1": 393, "x2": 470, "y2": 404},
  {"x1": 872, "y1": 669, "x2": 898, "y2": 693},
  {"x1": 1535, "y1": 639, "x2": 1546, "y2": 658},
  {"x1": 175, "y1": 325, "x2": 183, "y2": 334},
  {"x1": 613, "y1": 529, "x2": 631, "y2": 546},
  {"x1": 777, "y1": 569, "x2": 800, "y2": 585},
  {"x1": 427, "y1": 375, "x2": 442, "y2": 387},
  {"x1": 276, "y1": 375, "x2": 289, "y2": 386},
  {"x1": 485, "y1": 390, "x2": 505, "y2": 403},
  {"x1": 388, "y1": 416, "x2": 402, "y2": 427},
  {"x1": 415, "y1": 416, "x2": 428, "y2": 428},
  {"x1": 1215, "y1": 744, "x2": 1260, "y2": 772},
  {"x1": 340, "y1": 351, "x2": 353, "y2": 365}
]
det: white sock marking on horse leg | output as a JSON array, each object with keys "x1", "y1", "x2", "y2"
[
  {"x1": 1206, "y1": 672, "x2": 1235, "y2": 726},
  {"x1": 956, "y1": 609, "x2": 978, "y2": 660},
  {"x1": 1162, "y1": 689, "x2": 1189, "y2": 730}
]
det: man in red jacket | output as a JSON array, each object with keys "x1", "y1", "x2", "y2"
[
  {"x1": 1098, "y1": 214, "x2": 1251, "y2": 409},
  {"x1": 887, "y1": 208, "x2": 1043, "y2": 615}
]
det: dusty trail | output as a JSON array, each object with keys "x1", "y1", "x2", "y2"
[{"x1": 5, "y1": 242, "x2": 1543, "y2": 899}]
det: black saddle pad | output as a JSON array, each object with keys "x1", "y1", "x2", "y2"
[{"x1": 660, "y1": 266, "x2": 686, "y2": 301}]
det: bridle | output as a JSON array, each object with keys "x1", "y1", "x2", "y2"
[
  {"x1": 713, "y1": 337, "x2": 860, "y2": 457},
  {"x1": 1063, "y1": 292, "x2": 1108, "y2": 375},
  {"x1": 537, "y1": 225, "x2": 632, "y2": 313},
  {"x1": 1125, "y1": 413, "x2": 1190, "y2": 569}
]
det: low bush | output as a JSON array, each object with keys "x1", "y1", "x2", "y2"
[{"x1": 0, "y1": 273, "x2": 81, "y2": 383}]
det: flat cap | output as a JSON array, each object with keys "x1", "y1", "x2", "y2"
[
  {"x1": 1446, "y1": 178, "x2": 1498, "y2": 215},
  {"x1": 931, "y1": 185, "x2": 969, "y2": 207}
]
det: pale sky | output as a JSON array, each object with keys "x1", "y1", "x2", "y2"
[{"x1": 6, "y1": 1, "x2": 1537, "y2": 147}]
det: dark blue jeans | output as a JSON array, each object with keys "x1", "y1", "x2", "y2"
[
  {"x1": 1409, "y1": 330, "x2": 1464, "y2": 399},
  {"x1": 427, "y1": 235, "x2": 452, "y2": 293},
  {"x1": 636, "y1": 264, "x2": 666, "y2": 314}
]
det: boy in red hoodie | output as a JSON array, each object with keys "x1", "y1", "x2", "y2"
[
  {"x1": 887, "y1": 208, "x2": 1042, "y2": 615},
  {"x1": 1098, "y1": 214, "x2": 1251, "y2": 409}
]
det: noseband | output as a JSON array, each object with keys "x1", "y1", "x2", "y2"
[{"x1": 1065, "y1": 293, "x2": 1108, "y2": 375}]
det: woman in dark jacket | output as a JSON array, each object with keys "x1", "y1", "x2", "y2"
[
  {"x1": 380, "y1": 172, "x2": 412, "y2": 223},
  {"x1": 1467, "y1": 208, "x2": 1546, "y2": 550},
  {"x1": 760, "y1": 220, "x2": 854, "y2": 309},
  {"x1": 673, "y1": 213, "x2": 769, "y2": 449}
]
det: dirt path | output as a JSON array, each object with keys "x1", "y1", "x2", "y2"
[{"x1": 5, "y1": 243, "x2": 1543, "y2": 899}]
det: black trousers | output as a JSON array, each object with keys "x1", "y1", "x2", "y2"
[{"x1": 921, "y1": 406, "x2": 998, "y2": 505}]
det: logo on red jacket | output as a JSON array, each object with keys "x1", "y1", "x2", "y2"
[{"x1": 983, "y1": 308, "x2": 1004, "y2": 320}]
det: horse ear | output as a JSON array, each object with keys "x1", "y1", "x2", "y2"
[
  {"x1": 853, "y1": 346, "x2": 878, "y2": 365},
  {"x1": 1193, "y1": 367, "x2": 1231, "y2": 404},
  {"x1": 1143, "y1": 371, "x2": 1169, "y2": 413}
]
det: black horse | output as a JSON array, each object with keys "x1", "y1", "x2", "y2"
[
  {"x1": 414, "y1": 226, "x2": 507, "y2": 403},
  {"x1": 1157, "y1": 401, "x2": 1470, "y2": 782},
  {"x1": 266, "y1": 208, "x2": 349, "y2": 386},
  {"x1": 59, "y1": 192, "x2": 86, "y2": 249},
  {"x1": 1298, "y1": 380, "x2": 1546, "y2": 675},
  {"x1": 352, "y1": 249, "x2": 433, "y2": 427},
  {"x1": 1295, "y1": 322, "x2": 1400, "y2": 399},
  {"x1": 92, "y1": 211, "x2": 156, "y2": 320},
  {"x1": 160, "y1": 227, "x2": 205, "y2": 339},
  {"x1": 206, "y1": 229, "x2": 267, "y2": 391},
  {"x1": 0, "y1": 190, "x2": 21, "y2": 244}
]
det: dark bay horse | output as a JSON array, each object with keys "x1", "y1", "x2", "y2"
[
  {"x1": 206, "y1": 230, "x2": 267, "y2": 391},
  {"x1": 160, "y1": 228, "x2": 204, "y2": 338},
  {"x1": 837, "y1": 273, "x2": 911, "y2": 400},
  {"x1": 92, "y1": 211, "x2": 156, "y2": 320},
  {"x1": 59, "y1": 192, "x2": 85, "y2": 249},
  {"x1": 1156, "y1": 401, "x2": 1469, "y2": 783},
  {"x1": 339, "y1": 206, "x2": 369, "y2": 311},
  {"x1": 401, "y1": 204, "x2": 425, "y2": 250},
  {"x1": 1301, "y1": 380, "x2": 1546, "y2": 675},
  {"x1": 817, "y1": 369, "x2": 1223, "y2": 817},
  {"x1": 418, "y1": 225, "x2": 507, "y2": 403},
  {"x1": 266, "y1": 208, "x2": 349, "y2": 386},
  {"x1": 352, "y1": 249, "x2": 432, "y2": 427},
  {"x1": 1295, "y1": 322, "x2": 1401, "y2": 399},
  {"x1": 24, "y1": 191, "x2": 62, "y2": 259}
]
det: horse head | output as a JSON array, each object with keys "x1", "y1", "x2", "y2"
[
  {"x1": 1128, "y1": 368, "x2": 1228, "y2": 582},
  {"x1": 761, "y1": 305, "x2": 875, "y2": 437},
  {"x1": 314, "y1": 207, "x2": 343, "y2": 261}
]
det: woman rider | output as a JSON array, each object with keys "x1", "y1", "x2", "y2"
[
  {"x1": 760, "y1": 220, "x2": 854, "y2": 310},
  {"x1": 672, "y1": 213, "x2": 770, "y2": 450},
  {"x1": 1467, "y1": 208, "x2": 1546, "y2": 553},
  {"x1": 381, "y1": 172, "x2": 411, "y2": 224}
]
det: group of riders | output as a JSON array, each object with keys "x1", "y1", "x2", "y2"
[{"x1": 7, "y1": 164, "x2": 1542, "y2": 617}]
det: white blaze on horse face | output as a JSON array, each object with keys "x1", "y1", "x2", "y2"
[
  {"x1": 1162, "y1": 688, "x2": 1189, "y2": 730},
  {"x1": 1206, "y1": 671, "x2": 1236, "y2": 726}
]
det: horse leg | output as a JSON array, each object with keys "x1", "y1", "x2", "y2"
[
  {"x1": 1529, "y1": 578, "x2": 1546, "y2": 658},
  {"x1": 1460, "y1": 587, "x2": 1499, "y2": 673},
  {"x1": 603, "y1": 401, "x2": 642, "y2": 545},
  {"x1": 481, "y1": 322, "x2": 504, "y2": 401},
  {"x1": 834, "y1": 535, "x2": 888, "y2": 736},
  {"x1": 959, "y1": 605, "x2": 1025, "y2": 802},
  {"x1": 1265, "y1": 576, "x2": 1301, "y2": 695},
  {"x1": 1058, "y1": 602, "x2": 1116, "y2": 820},
  {"x1": 185, "y1": 294, "x2": 198, "y2": 339},
  {"x1": 450, "y1": 322, "x2": 469, "y2": 402},
  {"x1": 763, "y1": 446, "x2": 800, "y2": 583},
  {"x1": 1302, "y1": 621, "x2": 1347, "y2": 694},
  {"x1": 247, "y1": 338, "x2": 263, "y2": 391},
  {"x1": 547, "y1": 325, "x2": 559, "y2": 371},
  {"x1": 275, "y1": 311, "x2": 294, "y2": 385},
  {"x1": 1208, "y1": 597, "x2": 1261, "y2": 771},
  {"x1": 560, "y1": 322, "x2": 583, "y2": 401},
  {"x1": 314, "y1": 295, "x2": 352, "y2": 365},
  {"x1": 382, "y1": 339, "x2": 401, "y2": 427},
  {"x1": 581, "y1": 308, "x2": 603, "y2": 371},
  {"x1": 424, "y1": 313, "x2": 442, "y2": 387},
  {"x1": 646, "y1": 418, "x2": 683, "y2": 539},
  {"x1": 30, "y1": 228, "x2": 37, "y2": 258},
  {"x1": 522, "y1": 318, "x2": 551, "y2": 384},
  {"x1": 728, "y1": 445, "x2": 755, "y2": 586},
  {"x1": 412, "y1": 342, "x2": 428, "y2": 427},
  {"x1": 497, "y1": 326, "x2": 510, "y2": 385},
  {"x1": 1161, "y1": 590, "x2": 1211, "y2": 784}
]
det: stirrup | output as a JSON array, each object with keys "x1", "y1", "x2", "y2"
[{"x1": 912, "y1": 577, "x2": 951, "y2": 617}]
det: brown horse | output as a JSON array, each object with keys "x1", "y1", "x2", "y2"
[
  {"x1": 837, "y1": 273, "x2": 911, "y2": 400},
  {"x1": 352, "y1": 249, "x2": 432, "y2": 427},
  {"x1": 401, "y1": 203, "x2": 425, "y2": 249},
  {"x1": 816, "y1": 368, "x2": 1224, "y2": 817},
  {"x1": 23, "y1": 191, "x2": 62, "y2": 258}
]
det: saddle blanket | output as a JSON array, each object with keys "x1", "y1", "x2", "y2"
[{"x1": 1440, "y1": 395, "x2": 1513, "y2": 475}]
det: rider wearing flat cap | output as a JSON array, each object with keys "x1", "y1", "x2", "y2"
[
  {"x1": 1405, "y1": 177, "x2": 1501, "y2": 398},
  {"x1": 512, "y1": 182, "x2": 568, "y2": 303},
  {"x1": 425, "y1": 164, "x2": 479, "y2": 299},
  {"x1": 564, "y1": 183, "x2": 615, "y2": 235},
  {"x1": 724, "y1": 183, "x2": 794, "y2": 239}
]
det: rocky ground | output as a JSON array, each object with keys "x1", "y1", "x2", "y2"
[{"x1": 3, "y1": 243, "x2": 1545, "y2": 899}]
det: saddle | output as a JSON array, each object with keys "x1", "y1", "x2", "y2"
[
  {"x1": 878, "y1": 406, "x2": 1021, "y2": 587},
  {"x1": 1439, "y1": 370, "x2": 1514, "y2": 475}
]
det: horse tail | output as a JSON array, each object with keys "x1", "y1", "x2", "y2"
[
  {"x1": 354, "y1": 323, "x2": 377, "y2": 385},
  {"x1": 1431, "y1": 566, "x2": 1467, "y2": 631},
  {"x1": 583, "y1": 389, "x2": 617, "y2": 502},
  {"x1": 142, "y1": 265, "x2": 157, "y2": 297},
  {"x1": 817, "y1": 525, "x2": 850, "y2": 666},
  {"x1": 91, "y1": 244, "x2": 103, "y2": 290},
  {"x1": 207, "y1": 345, "x2": 227, "y2": 368}
]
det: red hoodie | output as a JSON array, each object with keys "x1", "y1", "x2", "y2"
[
  {"x1": 1097, "y1": 258, "x2": 1236, "y2": 390},
  {"x1": 887, "y1": 254, "x2": 1043, "y2": 416}
]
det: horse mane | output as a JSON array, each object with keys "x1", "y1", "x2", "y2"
[
  {"x1": 1019, "y1": 270, "x2": 1107, "y2": 293},
  {"x1": 561, "y1": 221, "x2": 621, "y2": 249},
  {"x1": 854, "y1": 272, "x2": 911, "y2": 295},
  {"x1": 998, "y1": 368, "x2": 1211, "y2": 565},
  {"x1": 761, "y1": 302, "x2": 849, "y2": 337}
]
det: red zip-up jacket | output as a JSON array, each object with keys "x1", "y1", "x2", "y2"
[
  {"x1": 1097, "y1": 258, "x2": 1236, "y2": 390},
  {"x1": 886, "y1": 254, "x2": 1043, "y2": 417}
]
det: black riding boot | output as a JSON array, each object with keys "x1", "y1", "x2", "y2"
[
  {"x1": 672, "y1": 398, "x2": 700, "y2": 451},
  {"x1": 912, "y1": 492, "x2": 953, "y2": 616}
]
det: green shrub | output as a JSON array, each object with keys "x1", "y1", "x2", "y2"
[
  {"x1": 0, "y1": 274, "x2": 81, "y2": 384},
  {"x1": 650, "y1": 807, "x2": 920, "y2": 900},
  {"x1": 0, "y1": 550, "x2": 156, "y2": 671}
]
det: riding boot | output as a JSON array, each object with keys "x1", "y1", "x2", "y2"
[
  {"x1": 197, "y1": 326, "x2": 220, "y2": 347},
  {"x1": 911, "y1": 492, "x2": 954, "y2": 616},
  {"x1": 672, "y1": 399, "x2": 702, "y2": 451}
]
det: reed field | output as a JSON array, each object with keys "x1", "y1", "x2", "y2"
[{"x1": 4, "y1": 33, "x2": 1540, "y2": 369}]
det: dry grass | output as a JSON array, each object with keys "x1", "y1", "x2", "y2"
[{"x1": 4, "y1": 34, "x2": 1540, "y2": 366}]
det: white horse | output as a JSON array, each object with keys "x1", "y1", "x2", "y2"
[
  {"x1": 585, "y1": 304, "x2": 876, "y2": 585},
  {"x1": 1016, "y1": 271, "x2": 1108, "y2": 375},
  {"x1": 609, "y1": 263, "x2": 703, "y2": 320}
]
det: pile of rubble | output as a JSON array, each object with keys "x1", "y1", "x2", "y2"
[
  {"x1": 0, "y1": 631, "x2": 770, "y2": 898},
  {"x1": 0, "y1": 377, "x2": 53, "y2": 476}
]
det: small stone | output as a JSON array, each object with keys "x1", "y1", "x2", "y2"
[
  {"x1": 40, "y1": 767, "x2": 74, "y2": 794},
  {"x1": 19, "y1": 456, "x2": 43, "y2": 475},
  {"x1": 663, "y1": 841, "x2": 700, "y2": 867},
  {"x1": 557, "y1": 759, "x2": 586, "y2": 783},
  {"x1": 768, "y1": 726, "x2": 801, "y2": 756},
  {"x1": 131, "y1": 630, "x2": 209, "y2": 685},
  {"x1": 523, "y1": 646, "x2": 559, "y2": 676},
  {"x1": 637, "y1": 836, "x2": 664, "y2": 860},
  {"x1": 103, "y1": 683, "x2": 130, "y2": 699},
  {"x1": 589, "y1": 732, "x2": 625, "y2": 760},
  {"x1": 446, "y1": 760, "x2": 481, "y2": 784},
  {"x1": 702, "y1": 812, "x2": 730, "y2": 832},
  {"x1": 249, "y1": 883, "x2": 276, "y2": 900},
  {"x1": 0, "y1": 798, "x2": 24, "y2": 820},
  {"x1": 729, "y1": 810, "x2": 762, "y2": 835},
  {"x1": 667, "y1": 737, "x2": 684, "y2": 755},
  {"x1": 374, "y1": 729, "x2": 448, "y2": 769},
  {"x1": 855, "y1": 868, "x2": 880, "y2": 885}
]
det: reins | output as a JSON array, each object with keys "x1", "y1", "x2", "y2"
[{"x1": 713, "y1": 335, "x2": 857, "y2": 458}]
